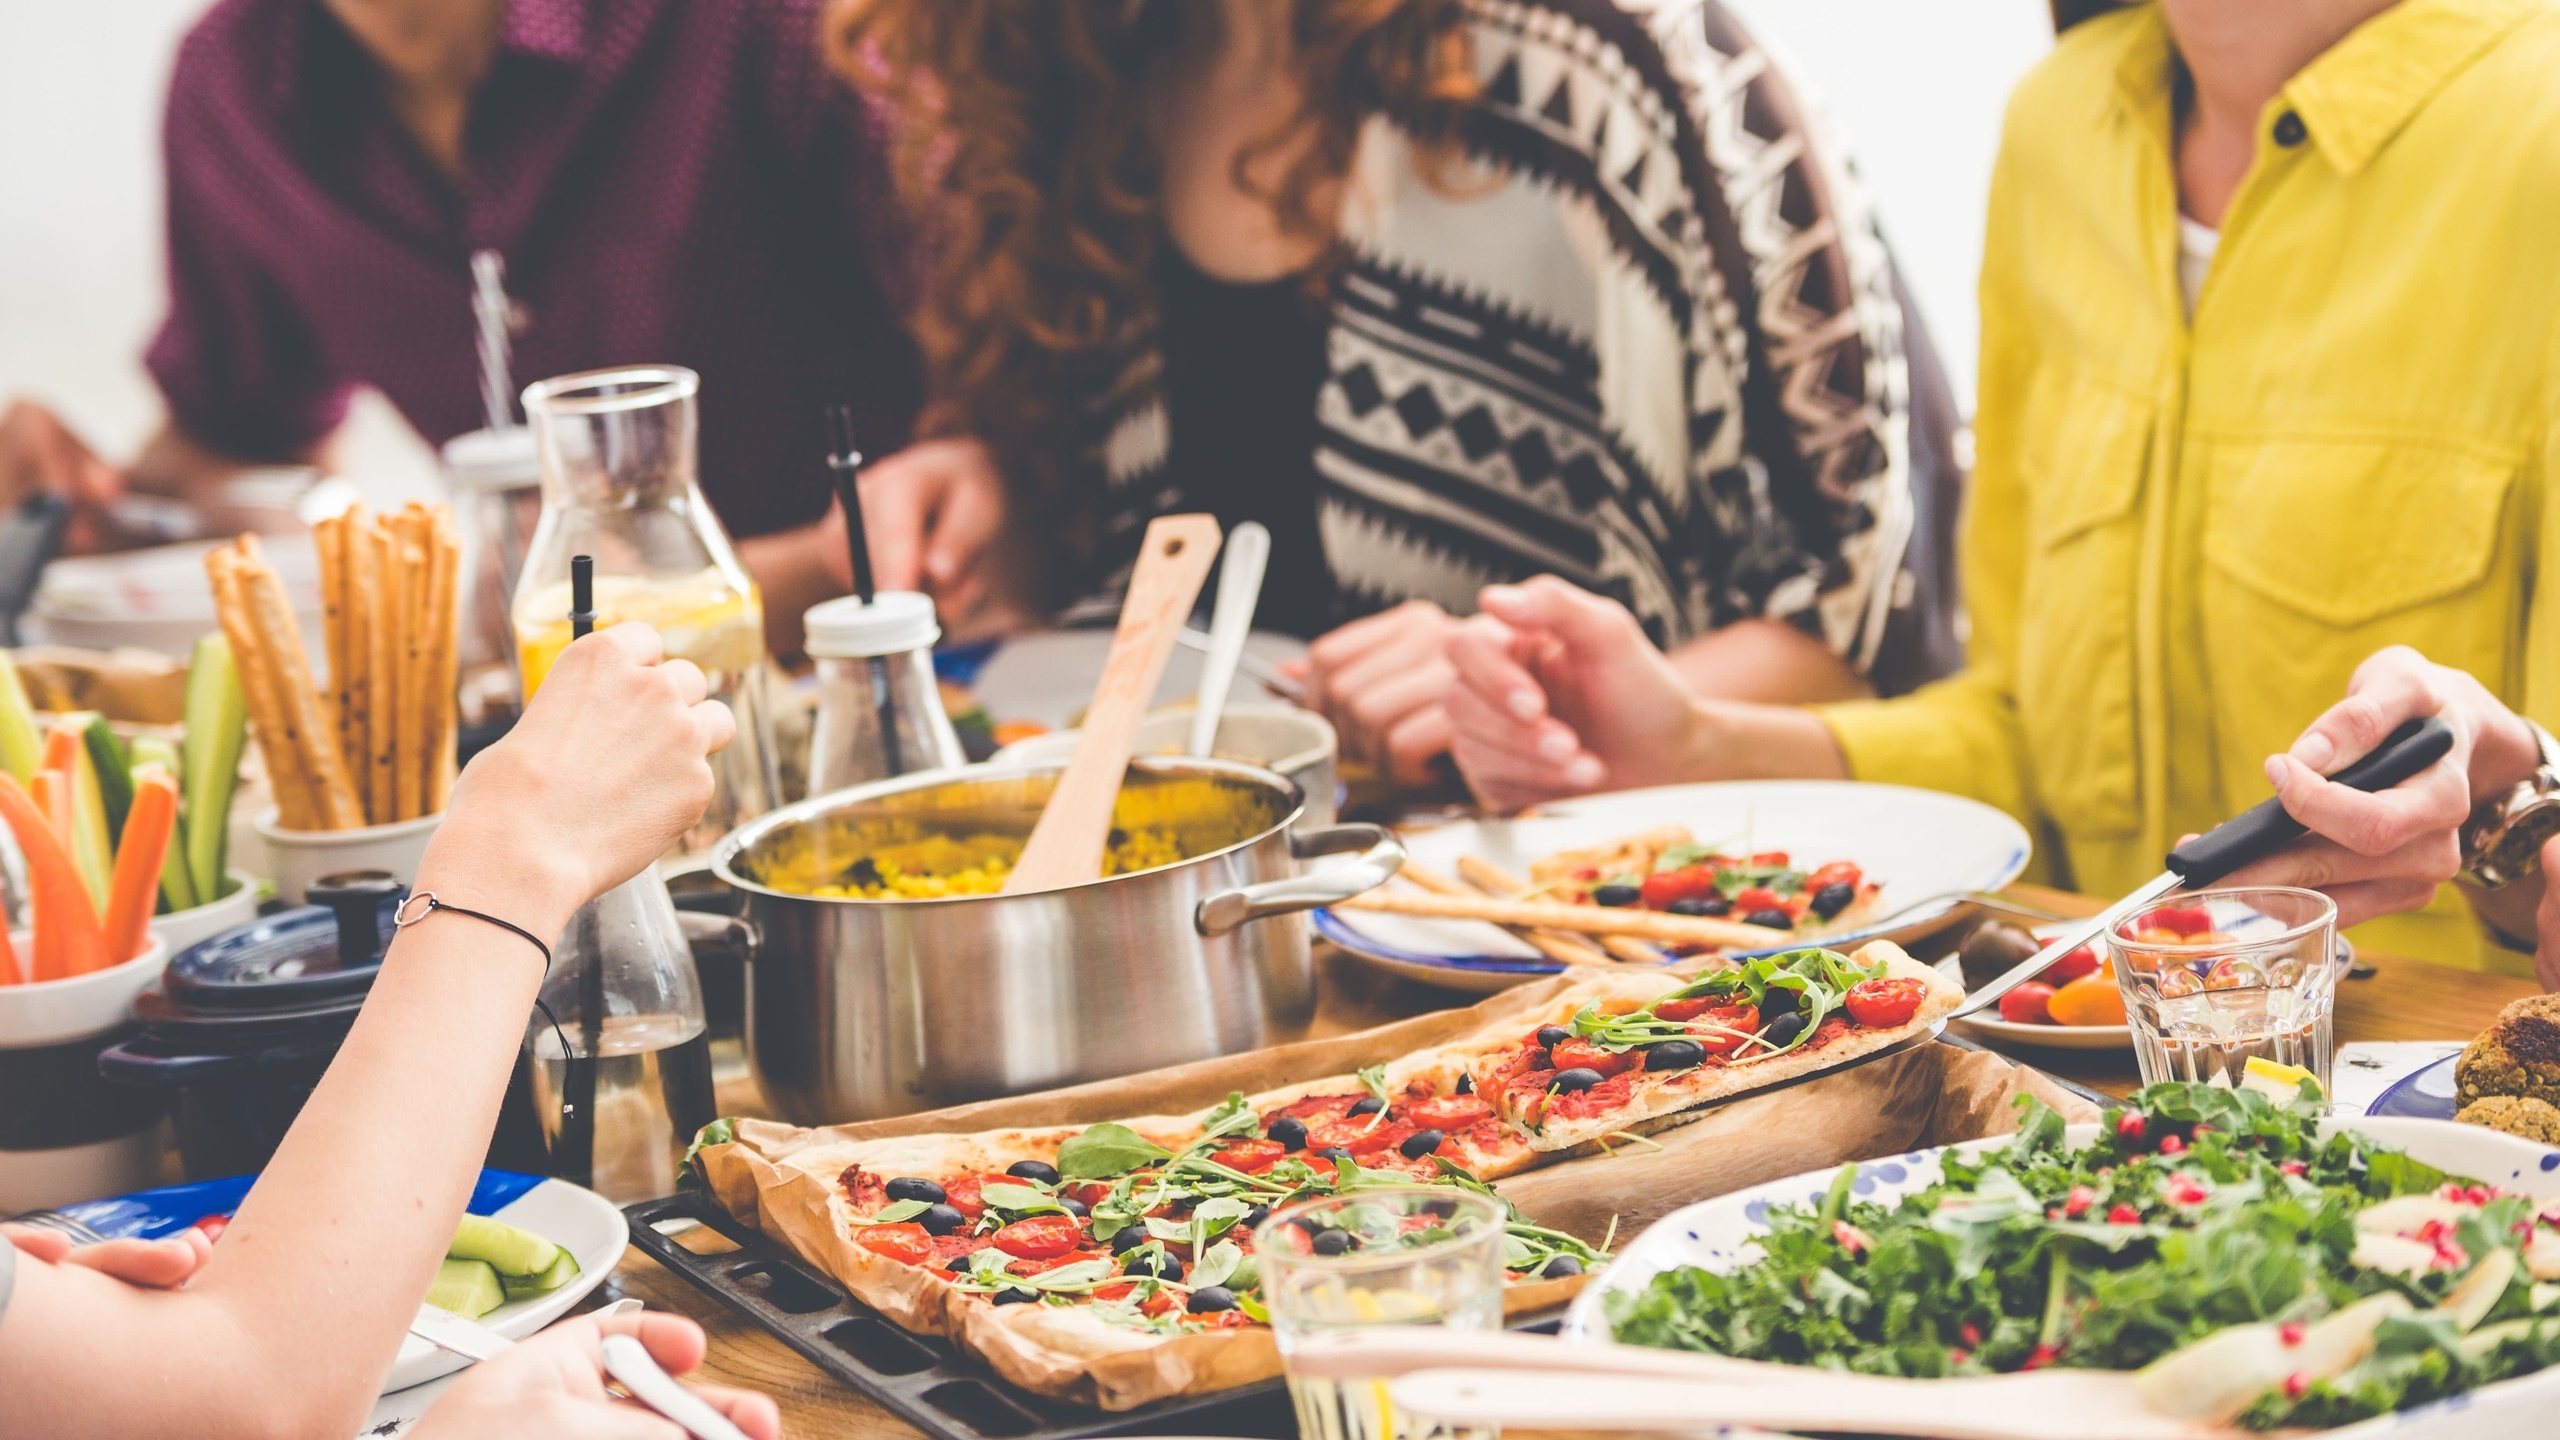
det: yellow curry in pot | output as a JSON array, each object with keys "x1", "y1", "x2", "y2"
[{"x1": 742, "y1": 770, "x2": 1285, "y2": 899}]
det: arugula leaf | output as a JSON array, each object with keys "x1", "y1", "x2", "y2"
[
  {"x1": 846, "y1": 1199, "x2": 932, "y2": 1227},
  {"x1": 1200, "y1": 1091, "x2": 1261, "y2": 1143},
  {"x1": 1057, "y1": 1122, "x2": 1172, "y2": 1180},
  {"x1": 681, "y1": 1117, "x2": 738, "y2": 1189},
  {"x1": 978, "y1": 1182, "x2": 1061, "y2": 1215},
  {"x1": 1191, "y1": 1240, "x2": 1244, "y2": 1290}
]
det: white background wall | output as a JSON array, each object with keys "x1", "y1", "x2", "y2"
[{"x1": 0, "y1": 0, "x2": 2053, "y2": 472}]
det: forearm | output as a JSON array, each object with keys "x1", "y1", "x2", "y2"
[
  {"x1": 0, "y1": 835, "x2": 584, "y2": 1440},
  {"x1": 1666, "y1": 619, "x2": 1872, "y2": 705},
  {"x1": 1664, "y1": 697, "x2": 1852, "y2": 784},
  {"x1": 123, "y1": 421, "x2": 295, "y2": 499}
]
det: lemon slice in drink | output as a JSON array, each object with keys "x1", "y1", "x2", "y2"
[{"x1": 2241, "y1": 1056, "x2": 2321, "y2": 1103}]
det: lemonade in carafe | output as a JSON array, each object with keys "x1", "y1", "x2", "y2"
[{"x1": 517, "y1": 366, "x2": 778, "y2": 858}]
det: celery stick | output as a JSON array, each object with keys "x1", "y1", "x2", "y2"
[
  {"x1": 64, "y1": 714, "x2": 114, "y2": 916},
  {"x1": 132, "y1": 737, "x2": 195, "y2": 914},
  {"x1": 181, "y1": 634, "x2": 248, "y2": 905},
  {"x1": 0, "y1": 654, "x2": 39, "y2": 783}
]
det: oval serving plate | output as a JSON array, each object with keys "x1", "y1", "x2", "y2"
[
  {"x1": 1317, "y1": 780, "x2": 2031, "y2": 994},
  {"x1": 1563, "y1": 1117, "x2": 2560, "y2": 1437}
]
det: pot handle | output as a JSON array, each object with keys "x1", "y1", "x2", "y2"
[
  {"x1": 677, "y1": 909, "x2": 760, "y2": 964},
  {"x1": 1195, "y1": 823, "x2": 1406, "y2": 936}
]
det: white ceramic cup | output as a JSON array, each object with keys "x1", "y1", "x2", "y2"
[{"x1": 252, "y1": 809, "x2": 442, "y2": 905}]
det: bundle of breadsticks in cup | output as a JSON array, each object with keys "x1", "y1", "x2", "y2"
[{"x1": 203, "y1": 505, "x2": 460, "y2": 831}]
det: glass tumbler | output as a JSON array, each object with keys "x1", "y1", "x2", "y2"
[
  {"x1": 1257, "y1": 1188, "x2": 1506, "y2": 1440},
  {"x1": 2108, "y1": 886, "x2": 2340, "y2": 1096}
]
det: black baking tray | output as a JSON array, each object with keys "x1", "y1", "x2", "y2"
[{"x1": 632, "y1": 1188, "x2": 1512, "y2": 1440}]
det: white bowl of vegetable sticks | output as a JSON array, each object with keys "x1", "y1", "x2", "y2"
[
  {"x1": 0, "y1": 934, "x2": 172, "y2": 1212},
  {"x1": 147, "y1": 871, "x2": 262, "y2": 960}
]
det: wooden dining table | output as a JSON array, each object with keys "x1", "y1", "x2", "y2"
[{"x1": 590, "y1": 883, "x2": 2543, "y2": 1439}]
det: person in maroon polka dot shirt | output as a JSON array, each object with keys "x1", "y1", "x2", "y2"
[{"x1": 0, "y1": 0, "x2": 969, "y2": 659}]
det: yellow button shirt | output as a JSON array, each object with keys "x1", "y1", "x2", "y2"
[{"x1": 1819, "y1": 0, "x2": 2560, "y2": 973}]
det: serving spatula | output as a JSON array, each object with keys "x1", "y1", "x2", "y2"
[
  {"x1": 1951, "y1": 715, "x2": 2454, "y2": 1021},
  {"x1": 1004, "y1": 514, "x2": 1222, "y2": 893}
]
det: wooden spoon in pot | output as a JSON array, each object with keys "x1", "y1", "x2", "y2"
[{"x1": 1003, "y1": 514, "x2": 1222, "y2": 893}]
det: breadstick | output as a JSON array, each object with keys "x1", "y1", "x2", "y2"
[
  {"x1": 391, "y1": 515, "x2": 428, "y2": 822},
  {"x1": 1335, "y1": 889, "x2": 1785, "y2": 950},
  {"x1": 421, "y1": 509, "x2": 459, "y2": 813},
  {"x1": 1401, "y1": 862, "x2": 1610, "y2": 967},
  {"x1": 315, "y1": 512, "x2": 347, "y2": 765},
  {"x1": 338, "y1": 508, "x2": 377, "y2": 823},
  {"x1": 1457, "y1": 856, "x2": 1669, "y2": 964},
  {"x1": 366, "y1": 521, "x2": 400, "y2": 821},
  {"x1": 238, "y1": 535, "x2": 364, "y2": 828},
  {"x1": 206, "y1": 547, "x2": 316, "y2": 830}
]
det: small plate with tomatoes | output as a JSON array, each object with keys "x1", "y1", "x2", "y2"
[
  {"x1": 1315, "y1": 780, "x2": 2032, "y2": 994},
  {"x1": 1939, "y1": 930, "x2": 2131, "y2": 1050}
]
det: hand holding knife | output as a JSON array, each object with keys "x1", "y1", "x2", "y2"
[{"x1": 1953, "y1": 716, "x2": 2456, "y2": 1019}]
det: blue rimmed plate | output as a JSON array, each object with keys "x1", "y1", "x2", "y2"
[
  {"x1": 1317, "y1": 780, "x2": 2032, "y2": 993},
  {"x1": 2368, "y1": 1053, "x2": 2462, "y2": 1121}
]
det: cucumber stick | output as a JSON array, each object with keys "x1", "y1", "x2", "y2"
[
  {"x1": 83, "y1": 716, "x2": 133, "y2": 848},
  {"x1": 180, "y1": 634, "x2": 248, "y2": 906},
  {"x1": 131, "y1": 737, "x2": 195, "y2": 914},
  {"x1": 0, "y1": 654, "x2": 40, "y2": 783},
  {"x1": 62, "y1": 715, "x2": 113, "y2": 915},
  {"x1": 424, "y1": 1259, "x2": 505, "y2": 1321}
]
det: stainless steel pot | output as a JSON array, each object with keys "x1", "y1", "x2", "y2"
[{"x1": 711, "y1": 757, "x2": 1402, "y2": 1125}]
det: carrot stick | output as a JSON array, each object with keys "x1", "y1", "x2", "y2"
[
  {"x1": 32, "y1": 770, "x2": 76, "y2": 871},
  {"x1": 103, "y1": 765, "x2": 177, "y2": 964},
  {"x1": 0, "y1": 772, "x2": 106, "y2": 980},
  {"x1": 39, "y1": 722, "x2": 78, "y2": 776},
  {"x1": 0, "y1": 924, "x2": 21, "y2": 985}
]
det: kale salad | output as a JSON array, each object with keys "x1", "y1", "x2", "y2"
[{"x1": 1604, "y1": 1082, "x2": 2560, "y2": 1430}]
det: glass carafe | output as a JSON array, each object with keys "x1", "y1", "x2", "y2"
[
  {"x1": 516, "y1": 366, "x2": 777, "y2": 859},
  {"x1": 525, "y1": 866, "x2": 717, "y2": 1204}
]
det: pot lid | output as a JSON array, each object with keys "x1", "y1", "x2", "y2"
[{"x1": 159, "y1": 873, "x2": 404, "y2": 1014}]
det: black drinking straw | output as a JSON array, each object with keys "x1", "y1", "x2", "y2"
[
  {"x1": 825, "y1": 407, "x2": 904, "y2": 776},
  {"x1": 554, "y1": 553, "x2": 602, "y2": 1186}
]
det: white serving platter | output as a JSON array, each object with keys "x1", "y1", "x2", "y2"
[
  {"x1": 1563, "y1": 1116, "x2": 2560, "y2": 1438},
  {"x1": 1318, "y1": 780, "x2": 2031, "y2": 993}
]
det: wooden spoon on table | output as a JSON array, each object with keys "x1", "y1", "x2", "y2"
[{"x1": 1003, "y1": 514, "x2": 1222, "y2": 893}]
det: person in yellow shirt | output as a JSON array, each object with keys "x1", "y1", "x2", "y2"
[{"x1": 1435, "y1": 0, "x2": 2560, "y2": 982}]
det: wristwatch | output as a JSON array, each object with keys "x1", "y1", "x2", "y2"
[{"x1": 2460, "y1": 718, "x2": 2560, "y2": 889}]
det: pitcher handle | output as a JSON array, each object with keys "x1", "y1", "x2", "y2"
[{"x1": 1195, "y1": 823, "x2": 1405, "y2": 936}]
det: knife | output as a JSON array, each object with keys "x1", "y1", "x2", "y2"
[{"x1": 1950, "y1": 715, "x2": 2455, "y2": 1020}]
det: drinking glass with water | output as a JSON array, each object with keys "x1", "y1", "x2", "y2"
[
  {"x1": 1256, "y1": 1187, "x2": 1506, "y2": 1440},
  {"x1": 2109, "y1": 886, "x2": 2339, "y2": 1097}
]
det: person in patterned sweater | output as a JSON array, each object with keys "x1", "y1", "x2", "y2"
[{"x1": 832, "y1": 0, "x2": 1964, "y2": 781}]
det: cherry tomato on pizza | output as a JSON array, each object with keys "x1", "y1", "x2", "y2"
[
  {"x1": 1806, "y1": 861, "x2": 1863, "y2": 892},
  {"x1": 1214, "y1": 1139, "x2": 1289, "y2": 1173},
  {"x1": 1639, "y1": 865, "x2": 1720, "y2": 910},
  {"x1": 1684, "y1": 1004, "x2": 1761, "y2": 1056},
  {"x1": 855, "y1": 1223, "x2": 936, "y2": 1266},
  {"x1": 1402, "y1": 1094, "x2": 1492, "y2": 1131},
  {"x1": 1843, "y1": 976, "x2": 1929, "y2": 1028},
  {"x1": 990, "y1": 1214, "x2": 1085, "y2": 1260},
  {"x1": 941, "y1": 1174, "x2": 992, "y2": 1220},
  {"x1": 1547, "y1": 1037, "x2": 1634, "y2": 1078}
]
